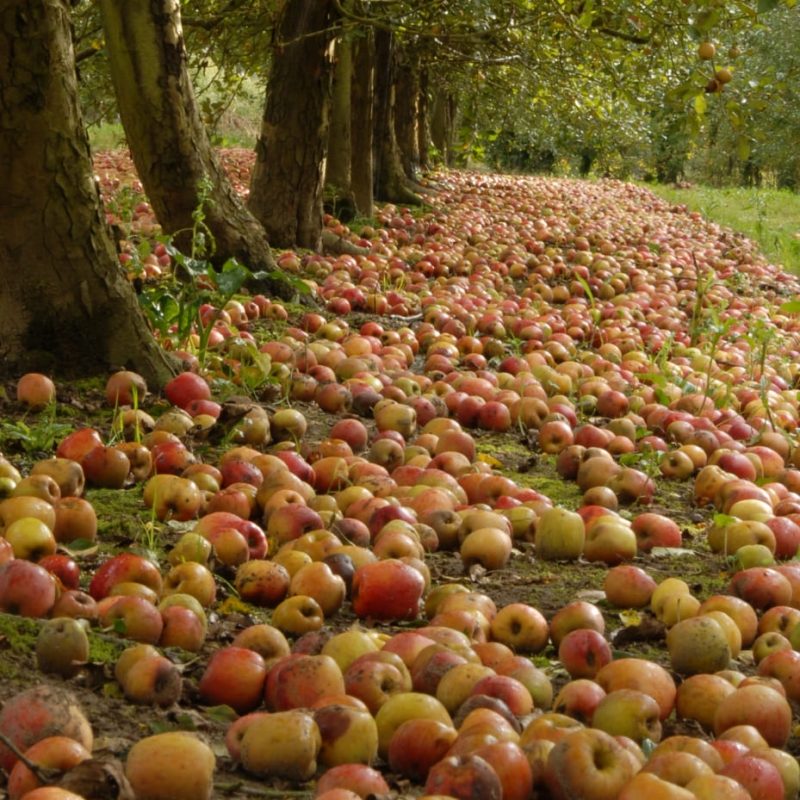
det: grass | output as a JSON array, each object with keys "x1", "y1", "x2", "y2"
[{"x1": 648, "y1": 183, "x2": 800, "y2": 274}]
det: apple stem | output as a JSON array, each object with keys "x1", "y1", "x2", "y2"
[{"x1": 0, "y1": 730, "x2": 62, "y2": 783}]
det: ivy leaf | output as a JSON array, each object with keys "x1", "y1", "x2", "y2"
[{"x1": 757, "y1": 0, "x2": 780, "y2": 11}]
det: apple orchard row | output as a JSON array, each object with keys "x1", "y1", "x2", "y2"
[{"x1": 4, "y1": 171, "x2": 800, "y2": 799}]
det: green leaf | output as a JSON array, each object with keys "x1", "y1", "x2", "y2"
[
  {"x1": 713, "y1": 513, "x2": 737, "y2": 528},
  {"x1": 216, "y1": 263, "x2": 250, "y2": 297},
  {"x1": 758, "y1": 0, "x2": 780, "y2": 11},
  {"x1": 204, "y1": 705, "x2": 239, "y2": 724},
  {"x1": 779, "y1": 301, "x2": 800, "y2": 315},
  {"x1": 693, "y1": 94, "x2": 707, "y2": 116}
]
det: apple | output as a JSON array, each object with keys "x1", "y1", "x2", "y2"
[
  {"x1": 686, "y1": 773, "x2": 753, "y2": 800},
  {"x1": 553, "y1": 679, "x2": 607, "y2": 724},
  {"x1": 618, "y1": 772, "x2": 696, "y2": 800},
  {"x1": 105, "y1": 370, "x2": 148, "y2": 406},
  {"x1": 698, "y1": 594, "x2": 759, "y2": 647},
  {"x1": 233, "y1": 560, "x2": 290, "y2": 607},
  {"x1": 558, "y1": 629, "x2": 612, "y2": 679},
  {"x1": 387, "y1": 717, "x2": 458, "y2": 782},
  {"x1": 56, "y1": 428, "x2": 103, "y2": 463},
  {"x1": 425, "y1": 752, "x2": 503, "y2": 795},
  {"x1": 0, "y1": 559, "x2": 57, "y2": 618},
  {"x1": 490, "y1": 602, "x2": 549, "y2": 653},
  {"x1": 715, "y1": 684, "x2": 792, "y2": 747},
  {"x1": 595, "y1": 658, "x2": 676, "y2": 720},
  {"x1": 667, "y1": 615, "x2": 731, "y2": 675},
  {"x1": 0, "y1": 686, "x2": 93, "y2": 772},
  {"x1": 591, "y1": 688, "x2": 662, "y2": 743},
  {"x1": 168, "y1": 531, "x2": 213, "y2": 567},
  {"x1": 290, "y1": 561, "x2": 346, "y2": 617},
  {"x1": 50, "y1": 590, "x2": 98, "y2": 622},
  {"x1": 38, "y1": 553, "x2": 81, "y2": 590},
  {"x1": 53, "y1": 497, "x2": 97, "y2": 544},
  {"x1": 549, "y1": 600, "x2": 605, "y2": 648},
  {"x1": 728, "y1": 567, "x2": 793, "y2": 610},
  {"x1": 11, "y1": 474, "x2": 60, "y2": 505},
  {"x1": 374, "y1": 691, "x2": 453, "y2": 759},
  {"x1": 603, "y1": 565, "x2": 657, "y2": 608},
  {"x1": 272, "y1": 595, "x2": 325, "y2": 635},
  {"x1": 238, "y1": 710, "x2": 321, "y2": 780},
  {"x1": 6, "y1": 735, "x2": 90, "y2": 800},
  {"x1": 313, "y1": 703, "x2": 379, "y2": 767},
  {"x1": 344, "y1": 651, "x2": 412, "y2": 714},
  {"x1": 631, "y1": 512, "x2": 682, "y2": 551},
  {"x1": 314, "y1": 764, "x2": 390, "y2": 798},
  {"x1": 80, "y1": 445, "x2": 131, "y2": 489},
  {"x1": 583, "y1": 518, "x2": 638, "y2": 564},
  {"x1": 468, "y1": 674, "x2": 533, "y2": 717},
  {"x1": 265, "y1": 653, "x2": 345, "y2": 711},
  {"x1": 35, "y1": 618, "x2": 89, "y2": 677},
  {"x1": 142, "y1": 474, "x2": 203, "y2": 521},
  {"x1": 0, "y1": 496, "x2": 56, "y2": 534},
  {"x1": 351, "y1": 558, "x2": 424, "y2": 621},
  {"x1": 720, "y1": 755, "x2": 786, "y2": 800},
  {"x1": 16, "y1": 373, "x2": 56, "y2": 408},
  {"x1": 534, "y1": 506, "x2": 585, "y2": 560},
  {"x1": 159, "y1": 604, "x2": 207, "y2": 652},
  {"x1": 164, "y1": 372, "x2": 211, "y2": 410},
  {"x1": 98, "y1": 595, "x2": 164, "y2": 644},
  {"x1": 125, "y1": 731, "x2": 215, "y2": 800},
  {"x1": 162, "y1": 561, "x2": 216, "y2": 607},
  {"x1": 4, "y1": 517, "x2": 56, "y2": 560},
  {"x1": 544, "y1": 728, "x2": 638, "y2": 800},
  {"x1": 31, "y1": 457, "x2": 85, "y2": 498},
  {"x1": 199, "y1": 646, "x2": 267, "y2": 714},
  {"x1": 89, "y1": 553, "x2": 162, "y2": 600},
  {"x1": 118, "y1": 651, "x2": 183, "y2": 707},
  {"x1": 194, "y1": 512, "x2": 267, "y2": 559}
]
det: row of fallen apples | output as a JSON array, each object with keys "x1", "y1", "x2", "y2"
[
  {"x1": 2, "y1": 363, "x2": 800, "y2": 800},
  {"x1": 6, "y1": 168, "x2": 800, "y2": 798}
]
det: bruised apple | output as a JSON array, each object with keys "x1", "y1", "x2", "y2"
[{"x1": 352, "y1": 559, "x2": 424, "y2": 621}]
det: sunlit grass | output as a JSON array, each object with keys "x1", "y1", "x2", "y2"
[{"x1": 649, "y1": 183, "x2": 800, "y2": 274}]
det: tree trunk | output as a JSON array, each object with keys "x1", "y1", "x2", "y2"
[
  {"x1": 431, "y1": 88, "x2": 454, "y2": 166},
  {"x1": 0, "y1": 0, "x2": 174, "y2": 385},
  {"x1": 417, "y1": 67, "x2": 431, "y2": 172},
  {"x1": 248, "y1": 0, "x2": 337, "y2": 250},
  {"x1": 373, "y1": 29, "x2": 419, "y2": 204},
  {"x1": 394, "y1": 49, "x2": 420, "y2": 180},
  {"x1": 99, "y1": 0, "x2": 275, "y2": 274},
  {"x1": 325, "y1": 24, "x2": 356, "y2": 221},
  {"x1": 350, "y1": 24, "x2": 374, "y2": 217}
]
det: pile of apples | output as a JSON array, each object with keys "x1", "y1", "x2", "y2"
[{"x1": 4, "y1": 169, "x2": 800, "y2": 799}]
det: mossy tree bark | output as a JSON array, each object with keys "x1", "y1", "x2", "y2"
[
  {"x1": 417, "y1": 67, "x2": 431, "y2": 171},
  {"x1": 373, "y1": 29, "x2": 419, "y2": 204},
  {"x1": 248, "y1": 0, "x2": 338, "y2": 250},
  {"x1": 0, "y1": 0, "x2": 174, "y2": 385},
  {"x1": 431, "y1": 87, "x2": 455, "y2": 166},
  {"x1": 325, "y1": 13, "x2": 354, "y2": 211},
  {"x1": 394, "y1": 48, "x2": 420, "y2": 180},
  {"x1": 99, "y1": 0, "x2": 275, "y2": 273},
  {"x1": 350, "y1": 24, "x2": 375, "y2": 217}
]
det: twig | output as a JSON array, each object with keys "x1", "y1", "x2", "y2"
[{"x1": 0, "y1": 731, "x2": 61, "y2": 784}]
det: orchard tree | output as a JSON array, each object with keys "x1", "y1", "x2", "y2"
[
  {"x1": 0, "y1": 0, "x2": 173, "y2": 384},
  {"x1": 98, "y1": 0, "x2": 277, "y2": 272},
  {"x1": 248, "y1": 0, "x2": 339, "y2": 249}
]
